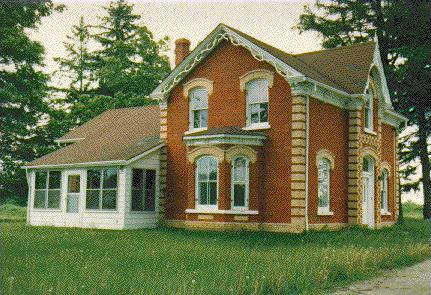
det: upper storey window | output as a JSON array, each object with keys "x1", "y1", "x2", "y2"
[
  {"x1": 246, "y1": 79, "x2": 269, "y2": 126},
  {"x1": 240, "y1": 69, "x2": 273, "y2": 130},
  {"x1": 364, "y1": 86, "x2": 374, "y2": 132},
  {"x1": 183, "y1": 78, "x2": 213, "y2": 133},
  {"x1": 189, "y1": 87, "x2": 208, "y2": 130}
]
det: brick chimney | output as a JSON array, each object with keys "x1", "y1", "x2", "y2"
[{"x1": 175, "y1": 38, "x2": 191, "y2": 66}]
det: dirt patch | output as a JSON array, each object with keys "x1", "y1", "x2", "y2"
[{"x1": 333, "y1": 259, "x2": 431, "y2": 294}]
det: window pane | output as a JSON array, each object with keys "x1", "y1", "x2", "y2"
[
  {"x1": 131, "y1": 189, "x2": 144, "y2": 211},
  {"x1": 87, "y1": 170, "x2": 101, "y2": 189},
  {"x1": 86, "y1": 190, "x2": 100, "y2": 209},
  {"x1": 190, "y1": 88, "x2": 208, "y2": 109},
  {"x1": 68, "y1": 175, "x2": 80, "y2": 193},
  {"x1": 234, "y1": 184, "x2": 246, "y2": 207},
  {"x1": 193, "y1": 110, "x2": 200, "y2": 129},
  {"x1": 197, "y1": 158, "x2": 208, "y2": 181},
  {"x1": 198, "y1": 182, "x2": 208, "y2": 205},
  {"x1": 200, "y1": 109, "x2": 208, "y2": 128},
  {"x1": 102, "y1": 190, "x2": 117, "y2": 210},
  {"x1": 250, "y1": 104, "x2": 260, "y2": 124},
  {"x1": 47, "y1": 190, "x2": 61, "y2": 208},
  {"x1": 234, "y1": 158, "x2": 247, "y2": 181},
  {"x1": 132, "y1": 169, "x2": 144, "y2": 189},
  {"x1": 318, "y1": 159, "x2": 330, "y2": 209},
  {"x1": 35, "y1": 171, "x2": 47, "y2": 189},
  {"x1": 103, "y1": 168, "x2": 118, "y2": 189},
  {"x1": 144, "y1": 170, "x2": 156, "y2": 211},
  {"x1": 247, "y1": 79, "x2": 268, "y2": 103},
  {"x1": 34, "y1": 190, "x2": 46, "y2": 208},
  {"x1": 209, "y1": 182, "x2": 217, "y2": 205},
  {"x1": 208, "y1": 158, "x2": 217, "y2": 181},
  {"x1": 48, "y1": 171, "x2": 61, "y2": 189},
  {"x1": 260, "y1": 103, "x2": 268, "y2": 123},
  {"x1": 67, "y1": 194, "x2": 79, "y2": 213}
]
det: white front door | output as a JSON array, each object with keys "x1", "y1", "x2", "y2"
[
  {"x1": 64, "y1": 171, "x2": 83, "y2": 227},
  {"x1": 361, "y1": 172, "x2": 375, "y2": 228}
]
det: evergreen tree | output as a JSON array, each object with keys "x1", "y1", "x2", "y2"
[
  {"x1": 93, "y1": 0, "x2": 170, "y2": 107},
  {"x1": 0, "y1": 0, "x2": 63, "y2": 204},
  {"x1": 297, "y1": 0, "x2": 431, "y2": 219}
]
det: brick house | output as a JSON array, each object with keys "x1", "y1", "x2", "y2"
[{"x1": 24, "y1": 24, "x2": 406, "y2": 231}]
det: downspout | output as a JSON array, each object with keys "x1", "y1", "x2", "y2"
[
  {"x1": 25, "y1": 168, "x2": 30, "y2": 225},
  {"x1": 305, "y1": 95, "x2": 310, "y2": 231}
]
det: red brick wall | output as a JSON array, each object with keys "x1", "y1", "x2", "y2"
[
  {"x1": 308, "y1": 98, "x2": 349, "y2": 224},
  {"x1": 165, "y1": 40, "x2": 293, "y2": 223},
  {"x1": 381, "y1": 123, "x2": 396, "y2": 221}
]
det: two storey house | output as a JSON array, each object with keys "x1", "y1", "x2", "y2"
[{"x1": 24, "y1": 24, "x2": 406, "y2": 232}]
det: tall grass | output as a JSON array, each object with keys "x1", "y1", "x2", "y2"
[
  {"x1": 0, "y1": 204, "x2": 26, "y2": 221},
  {"x1": 0, "y1": 217, "x2": 429, "y2": 294}
]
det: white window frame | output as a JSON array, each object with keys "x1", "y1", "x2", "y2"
[
  {"x1": 245, "y1": 79, "x2": 270, "y2": 128},
  {"x1": 364, "y1": 88, "x2": 374, "y2": 132},
  {"x1": 231, "y1": 156, "x2": 249, "y2": 210},
  {"x1": 85, "y1": 168, "x2": 118, "y2": 211},
  {"x1": 380, "y1": 169, "x2": 389, "y2": 214},
  {"x1": 317, "y1": 158, "x2": 332, "y2": 215},
  {"x1": 188, "y1": 87, "x2": 208, "y2": 132},
  {"x1": 34, "y1": 170, "x2": 62, "y2": 210},
  {"x1": 195, "y1": 156, "x2": 218, "y2": 210}
]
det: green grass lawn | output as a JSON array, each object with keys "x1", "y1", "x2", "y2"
[
  {"x1": 0, "y1": 206, "x2": 429, "y2": 295},
  {"x1": 403, "y1": 201, "x2": 424, "y2": 219}
]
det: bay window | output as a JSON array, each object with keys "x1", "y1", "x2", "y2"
[
  {"x1": 232, "y1": 157, "x2": 249, "y2": 209},
  {"x1": 196, "y1": 156, "x2": 218, "y2": 208}
]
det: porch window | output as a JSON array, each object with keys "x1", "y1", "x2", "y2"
[
  {"x1": 380, "y1": 169, "x2": 389, "y2": 213},
  {"x1": 232, "y1": 157, "x2": 249, "y2": 208},
  {"x1": 196, "y1": 156, "x2": 218, "y2": 208},
  {"x1": 189, "y1": 87, "x2": 208, "y2": 130},
  {"x1": 246, "y1": 79, "x2": 269, "y2": 126},
  {"x1": 317, "y1": 158, "x2": 331, "y2": 213},
  {"x1": 364, "y1": 87, "x2": 373, "y2": 131},
  {"x1": 86, "y1": 168, "x2": 118, "y2": 210},
  {"x1": 131, "y1": 169, "x2": 156, "y2": 212},
  {"x1": 34, "y1": 171, "x2": 61, "y2": 209}
]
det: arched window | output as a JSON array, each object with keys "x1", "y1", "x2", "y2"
[
  {"x1": 196, "y1": 156, "x2": 218, "y2": 208},
  {"x1": 246, "y1": 79, "x2": 269, "y2": 126},
  {"x1": 189, "y1": 87, "x2": 208, "y2": 130},
  {"x1": 380, "y1": 169, "x2": 389, "y2": 213},
  {"x1": 232, "y1": 156, "x2": 249, "y2": 209},
  {"x1": 317, "y1": 158, "x2": 331, "y2": 213},
  {"x1": 364, "y1": 83, "x2": 374, "y2": 131}
]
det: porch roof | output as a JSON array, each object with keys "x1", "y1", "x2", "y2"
[{"x1": 24, "y1": 105, "x2": 163, "y2": 168}]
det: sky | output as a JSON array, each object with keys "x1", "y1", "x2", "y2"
[
  {"x1": 30, "y1": 0, "x2": 424, "y2": 204},
  {"x1": 31, "y1": 0, "x2": 319, "y2": 74}
]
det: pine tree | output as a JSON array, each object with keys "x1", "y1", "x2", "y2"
[
  {"x1": 297, "y1": 0, "x2": 431, "y2": 219},
  {"x1": 0, "y1": 1, "x2": 63, "y2": 204},
  {"x1": 93, "y1": 0, "x2": 170, "y2": 107}
]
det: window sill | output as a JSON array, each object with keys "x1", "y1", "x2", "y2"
[
  {"x1": 380, "y1": 210, "x2": 391, "y2": 216},
  {"x1": 184, "y1": 128, "x2": 207, "y2": 135},
  {"x1": 242, "y1": 123, "x2": 271, "y2": 131},
  {"x1": 317, "y1": 211, "x2": 334, "y2": 216},
  {"x1": 84, "y1": 210, "x2": 119, "y2": 213},
  {"x1": 32, "y1": 209, "x2": 62, "y2": 212},
  {"x1": 185, "y1": 208, "x2": 259, "y2": 215},
  {"x1": 129, "y1": 211, "x2": 157, "y2": 214},
  {"x1": 364, "y1": 129, "x2": 377, "y2": 136}
]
